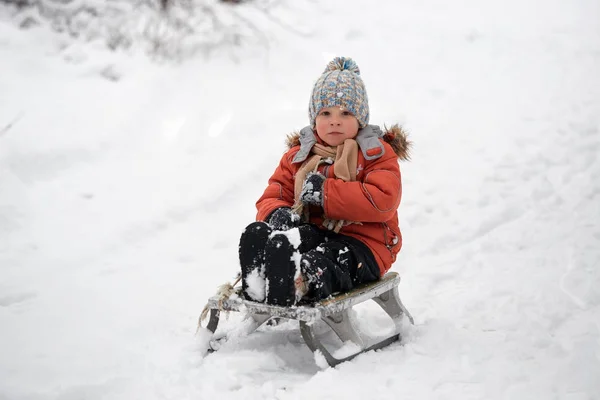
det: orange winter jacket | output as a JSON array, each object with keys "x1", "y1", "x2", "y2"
[{"x1": 256, "y1": 125, "x2": 410, "y2": 276}]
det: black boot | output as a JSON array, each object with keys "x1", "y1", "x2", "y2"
[
  {"x1": 238, "y1": 222, "x2": 272, "y2": 301},
  {"x1": 264, "y1": 232, "x2": 297, "y2": 306},
  {"x1": 299, "y1": 240, "x2": 355, "y2": 301}
]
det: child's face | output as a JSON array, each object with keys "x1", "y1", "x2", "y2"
[{"x1": 314, "y1": 106, "x2": 360, "y2": 147}]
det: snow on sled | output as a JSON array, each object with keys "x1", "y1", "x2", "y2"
[{"x1": 198, "y1": 271, "x2": 414, "y2": 367}]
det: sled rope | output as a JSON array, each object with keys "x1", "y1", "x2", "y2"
[{"x1": 196, "y1": 274, "x2": 241, "y2": 333}]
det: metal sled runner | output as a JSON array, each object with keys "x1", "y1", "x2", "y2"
[{"x1": 202, "y1": 272, "x2": 414, "y2": 367}]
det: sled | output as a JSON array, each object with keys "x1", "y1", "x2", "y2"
[{"x1": 201, "y1": 272, "x2": 414, "y2": 367}]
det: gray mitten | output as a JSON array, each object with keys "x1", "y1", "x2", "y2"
[{"x1": 299, "y1": 172, "x2": 326, "y2": 206}]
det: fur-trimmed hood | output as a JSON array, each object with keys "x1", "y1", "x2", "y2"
[{"x1": 285, "y1": 124, "x2": 411, "y2": 161}]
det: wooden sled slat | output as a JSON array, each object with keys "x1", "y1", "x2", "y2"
[{"x1": 206, "y1": 272, "x2": 401, "y2": 322}]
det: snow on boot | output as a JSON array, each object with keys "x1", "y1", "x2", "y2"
[
  {"x1": 264, "y1": 232, "x2": 298, "y2": 306},
  {"x1": 238, "y1": 222, "x2": 272, "y2": 302}
]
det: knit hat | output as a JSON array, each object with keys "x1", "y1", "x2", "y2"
[{"x1": 309, "y1": 57, "x2": 369, "y2": 128}]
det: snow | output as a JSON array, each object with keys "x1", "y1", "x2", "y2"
[
  {"x1": 245, "y1": 267, "x2": 266, "y2": 302},
  {"x1": 271, "y1": 226, "x2": 302, "y2": 249},
  {"x1": 314, "y1": 349, "x2": 330, "y2": 370},
  {"x1": 332, "y1": 341, "x2": 363, "y2": 359},
  {"x1": 1, "y1": 0, "x2": 600, "y2": 399}
]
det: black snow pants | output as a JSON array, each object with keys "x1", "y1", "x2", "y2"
[{"x1": 238, "y1": 222, "x2": 380, "y2": 306}]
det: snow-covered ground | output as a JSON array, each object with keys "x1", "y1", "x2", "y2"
[{"x1": 1, "y1": 0, "x2": 599, "y2": 399}]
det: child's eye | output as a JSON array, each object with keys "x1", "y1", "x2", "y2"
[
  {"x1": 320, "y1": 111, "x2": 330, "y2": 116},
  {"x1": 342, "y1": 111, "x2": 353, "y2": 116}
]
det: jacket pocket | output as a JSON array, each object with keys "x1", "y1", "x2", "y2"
[{"x1": 263, "y1": 182, "x2": 283, "y2": 200}]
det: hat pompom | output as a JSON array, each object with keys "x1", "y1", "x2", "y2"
[
  {"x1": 324, "y1": 57, "x2": 361, "y2": 75},
  {"x1": 310, "y1": 56, "x2": 369, "y2": 128}
]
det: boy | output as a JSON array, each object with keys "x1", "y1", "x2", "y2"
[{"x1": 239, "y1": 57, "x2": 410, "y2": 306}]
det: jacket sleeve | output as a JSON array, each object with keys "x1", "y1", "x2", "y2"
[
  {"x1": 256, "y1": 149, "x2": 297, "y2": 221},
  {"x1": 322, "y1": 149, "x2": 401, "y2": 223}
]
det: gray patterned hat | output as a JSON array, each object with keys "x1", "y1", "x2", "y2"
[{"x1": 309, "y1": 57, "x2": 369, "y2": 128}]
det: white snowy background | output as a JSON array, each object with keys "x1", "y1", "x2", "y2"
[{"x1": 1, "y1": 0, "x2": 599, "y2": 399}]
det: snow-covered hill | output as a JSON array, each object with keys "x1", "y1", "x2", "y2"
[{"x1": 1, "y1": 0, "x2": 599, "y2": 399}]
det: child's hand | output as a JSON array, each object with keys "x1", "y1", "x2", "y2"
[
  {"x1": 300, "y1": 172, "x2": 326, "y2": 207},
  {"x1": 267, "y1": 207, "x2": 300, "y2": 231}
]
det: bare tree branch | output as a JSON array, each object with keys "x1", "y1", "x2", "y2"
[
  {"x1": 0, "y1": 113, "x2": 24, "y2": 138},
  {"x1": 249, "y1": 1, "x2": 312, "y2": 37},
  {"x1": 3, "y1": 0, "x2": 303, "y2": 61}
]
